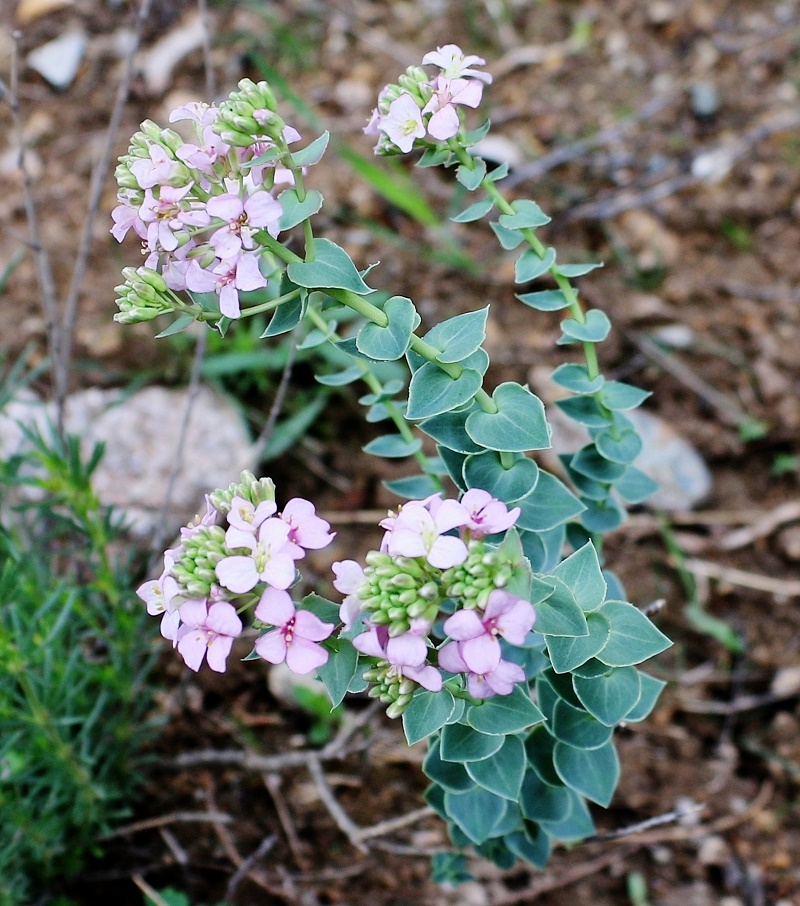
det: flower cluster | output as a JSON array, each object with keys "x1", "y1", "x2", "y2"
[
  {"x1": 111, "y1": 80, "x2": 305, "y2": 321},
  {"x1": 365, "y1": 44, "x2": 491, "y2": 155},
  {"x1": 137, "y1": 472, "x2": 336, "y2": 674},
  {"x1": 333, "y1": 490, "x2": 536, "y2": 716}
]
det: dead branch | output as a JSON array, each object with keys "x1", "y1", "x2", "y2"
[
  {"x1": 718, "y1": 500, "x2": 800, "y2": 551},
  {"x1": 682, "y1": 557, "x2": 800, "y2": 598}
]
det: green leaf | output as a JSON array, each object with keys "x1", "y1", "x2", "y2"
[
  {"x1": 315, "y1": 365, "x2": 363, "y2": 386},
  {"x1": 516, "y1": 289, "x2": 571, "y2": 311},
  {"x1": 524, "y1": 726, "x2": 561, "y2": 785},
  {"x1": 499, "y1": 199, "x2": 551, "y2": 229},
  {"x1": 356, "y1": 295, "x2": 420, "y2": 361},
  {"x1": 466, "y1": 685, "x2": 545, "y2": 735},
  {"x1": 580, "y1": 498, "x2": 627, "y2": 533},
  {"x1": 444, "y1": 786, "x2": 507, "y2": 844},
  {"x1": 451, "y1": 197, "x2": 494, "y2": 222},
  {"x1": 553, "y1": 739, "x2": 620, "y2": 807},
  {"x1": 505, "y1": 827, "x2": 552, "y2": 869},
  {"x1": 286, "y1": 239, "x2": 372, "y2": 294},
  {"x1": 520, "y1": 524, "x2": 566, "y2": 573},
  {"x1": 558, "y1": 309, "x2": 611, "y2": 344},
  {"x1": 261, "y1": 290, "x2": 306, "y2": 337},
  {"x1": 299, "y1": 593, "x2": 339, "y2": 624},
  {"x1": 406, "y1": 363, "x2": 482, "y2": 420},
  {"x1": 573, "y1": 665, "x2": 642, "y2": 726},
  {"x1": 556, "y1": 262, "x2": 603, "y2": 277},
  {"x1": 570, "y1": 445, "x2": 627, "y2": 482},
  {"x1": 359, "y1": 379, "x2": 405, "y2": 405},
  {"x1": 491, "y1": 221, "x2": 525, "y2": 250},
  {"x1": 550, "y1": 364, "x2": 605, "y2": 394},
  {"x1": 464, "y1": 119, "x2": 492, "y2": 146},
  {"x1": 515, "y1": 247, "x2": 556, "y2": 283},
  {"x1": 465, "y1": 382, "x2": 551, "y2": 453},
  {"x1": 291, "y1": 130, "x2": 330, "y2": 166},
  {"x1": 440, "y1": 722, "x2": 505, "y2": 763},
  {"x1": 383, "y1": 474, "x2": 441, "y2": 499},
  {"x1": 600, "y1": 381, "x2": 651, "y2": 410},
  {"x1": 519, "y1": 768, "x2": 572, "y2": 823},
  {"x1": 615, "y1": 466, "x2": 659, "y2": 504},
  {"x1": 545, "y1": 612, "x2": 611, "y2": 673},
  {"x1": 261, "y1": 395, "x2": 328, "y2": 460},
  {"x1": 596, "y1": 600, "x2": 672, "y2": 667},
  {"x1": 623, "y1": 672, "x2": 667, "y2": 722},
  {"x1": 240, "y1": 145, "x2": 283, "y2": 168},
  {"x1": 466, "y1": 735, "x2": 527, "y2": 800},
  {"x1": 531, "y1": 577, "x2": 589, "y2": 637},
  {"x1": 423, "y1": 741, "x2": 474, "y2": 792},
  {"x1": 538, "y1": 789, "x2": 596, "y2": 841},
  {"x1": 277, "y1": 188, "x2": 324, "y2": 230},
  {"x1": 486, "y1": 161, "x2": 510, "y2": 182},
  {"x1": 403, "y1": 688, "x2": 456, "y2": 745},
  {"x1": 437, "y1": 445, "x2": 468, "y2": 491},
  {"x1": 424, "y1": 307, "x2": 489, "y2": 364},
  {"x1": 551, "y1": 698, "x2": 614, "y2": 749},
  {"x1": 456, "y1": 158, "x2": 486, "y2": 190},
  {"x1": 462, "y1": 451, "x2": 539, "y2": 502},
  {"x1": 362, "y1": 434, "x2": 422, "y2": 458},
  {"x1": 555, "y1": 394, "x2": 613, "y2": 428},
  {"x1": 594, "y1": 428, "x2": 643, "y2": 464},
  {"x1": 316, "y1": 639, "x2": 358, "y2": 708},
  {"x1": 155, "y1": 313, "x2": 195, "y2": 338},
  {"x1": 514, "y1": 471, "x2": 585, "y2": 531},
  {"x1": 420, "y1": 408, "x2": 483, "y2": 455},
  {"x1": 552, "y1": 542, "x2": 607, "y2": 612}
]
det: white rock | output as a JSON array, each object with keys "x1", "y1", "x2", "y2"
[
  {"x1": 139, "y1": 14, "x2": 206, "y2": 95},
  {"x1": 0, "y1": 385, "x2": 256, "y2": 537},
  {"x1": 27, "y1": 29, "x2": 87, "y2": 89}
]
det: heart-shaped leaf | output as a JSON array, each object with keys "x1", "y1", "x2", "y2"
[
  {"x1": 465, "y1": 383, "x2": 551, "y2": 452},
  {"x1": 595, "y1": 428, "x2": 643, "y2": 464},
  {"x1": 287, "y1": 238, "x2": 372, "y2": 294},
  {"x1": 515, "y1": 247, "x2": 556, "y2": 283},
  {"x1": 406, "y1": 364, "x2": 482, "y2": 420},
  {"x1": 424, "y1": 307, "x2": 488, "y2": 364},
  {"x1": 462, "y1": 451, "x2": 539, "y2": 502},
  {"x1": 573, "y1": 665, "x2": 642, "y2": 726},
  {"x1": 553, "y1": 739, "x2": 620, "y2": 807},
  {"x1": 356, "y1": 296, "x2": 420, "y2": 360},
  {"x1": 277, "y1": 188, "x2": 324, "y2": 230},
  {"x1": 545, "y1": 612, "x2": 611, "y2": 673},
  {"x1": 558, "y1": 309, "x2": 611, "y2": 344}
]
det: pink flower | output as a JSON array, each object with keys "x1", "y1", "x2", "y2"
[
  {"x1": 354, "y1": 623, "x2": 442, "y2": 692},
  {"x1": 130, "y1": 143, "x2": 184, "y2": 189},
  {"x1": 442, "y1": 590, "x2": 536, "y2": 674},
  {"x1": 438, "y1": 642, "x2": 524, "y2": 698},
  {"x1": 206, "y1": 190, "x2": 282, "y2": 259},
  {"x1": 215, "y1": 517, "x2": 299, "y2": 593},
  {"x1": 332, "y1": 559, "x2": 365, "y2": 629},
  {"x1": 382, "y1": 498, "x2": 469, "y2": 569},
  {"x1": 175, "y1": 599, "x2": 243, "y2": 672},
  {"x1": 254, "y1": 587, "x2": 334, "y2": 674},
  {"x1": 185, "y1": 251, "x2": 267, "y2": 319},
  {"x1": 177, "y1": 126, "x2": 231, "y2": 176},
  {"x1": 279, "y1": 498, "x2": 335, "y2": 551},
  {"x1": 379, "y1": 94, "x2": 426, "y2": 153},
  {"x1": 169, "y1": 101, "x2": 217, "y2": 127},
  {"x1": 460, "y1": 488, "x2": 520, "y2": 537},
  {"x1": 422, "y1": 45, "x2": 493, "y2": 84},
  {"x1": 226, "y1": 495, "x2": 277, "y2": 533},
  {"x1": 422, "y1": 76, "x2": 484, "y2": 141},
  {"x1": 139, "y1": 184, "x2": 206, "y2": 253},
  {"x1": 110, "y1": 203, "x2": 147, "y2": 242}
]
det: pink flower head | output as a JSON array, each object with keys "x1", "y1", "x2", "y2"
[
  {"x1": 422, "y1": 76, "x2": 484, "y2": 141},
  {"x1": 254, "y1": 587, "x2": 333, "y2": 674},
  {"x1": 111, "y1": 202, "x2": 147, "y2": 242},
  {"x1": 332, "y1": 559, "x2": 366, "y2": 629},
  {"x1": 459, "y1": 488, "x2": 521, "y2": 537},
  {"x1": 442, "y1": 591, "x2": 536, "y2": 674},
  {"x1": 354, "y1": 623, "x2": 442, "y2": 692},
  {"x1": 169, "y1": 101, "x2": 217, "y2": 127},
  {"x1": 177, "y1": 126, "x2": 231, "y2": 176},
  {"x1": 215, "y1": 517, "x2": 299, "y2": 593},
  {"x1": 226, "y1": 495, "x2": 277, "y2": 533},
  {"x1": 379, "y1": 94, "x2": 426, "y2": 153},
  {"x1": 279, "y1": 498, "x2": 335, "y2": 551},
  {"x1": 438, "y1": 641, "x2": 524, "y2": 698},
  {"x1": 422, "y1": 45, "x2": 493, "y2": 84},
  {"x1": 139, "y1": 183, "x2": 204, "y2": 253},
  {"x1": 382, "y1": 498, "x2": 469, "y2": 569},
  {"x1": 175, "y1": 599, "x2": 243, "y2": 672},
  {"x1": 206, "y1": 190, "x2": 282, "y2": 259}
]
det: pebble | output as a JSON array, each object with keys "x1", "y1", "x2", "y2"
[
  {"x1": 27, "y1": 29, "x2": 87, "y2": 89},
  {"x1": 0, "y1": 385, "x2": 255, "y2": 537}
]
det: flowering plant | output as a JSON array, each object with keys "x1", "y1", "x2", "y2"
[{"x1": 118, "y1": 45, "x2": 671, "y2": 877}]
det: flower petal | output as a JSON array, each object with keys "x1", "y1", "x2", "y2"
[
  {"x1": 255, "y1": 628, "x2": 287, "y2": 664},
  {"x1": 206, "y1": 635, "x2": 234, "y2": 672},
  {"x1": 216, "y1": 555, "x2": 259, "y2": 594},
  {"x1": 294, "y1": 610, "x2": 335, "y2": 642},
  {"x1": 443, "y1": 609, "x2": 485, "y2": 641},
  {"x1": 460, "y1": 634, "x2": 501, "y2": 675},
  {"x1": 255, "y1": 586, "x2": 296, "y2": 626}
]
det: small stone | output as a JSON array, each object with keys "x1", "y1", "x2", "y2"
[
  {"x1": 267, "y1": 662, "x2": 328, "y2": 709},
  {"x1": 27, "y1": 29, "x2": 87, "y2": 89},
  {"x1": 777, "y1": 525, "x2": 800, "y2": 561},
  {"x1": 15, "y1": 0, "x2": 73, "y2": 23},
  {"x1": 139, "y1": 14, "x2": 206, "y2": 95},
  {"x1": 690, "y1": 81, "x2": 721, "y2": 121},
  {"x1": 770, "y1": 666, "x2": 800, "y2": 697},
  {"x1": 697, "y1": 834, "x2": 729, "y2": 865}
]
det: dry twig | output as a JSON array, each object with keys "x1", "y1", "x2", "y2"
[{"x1": 682, "y1": 557, "x2": 800, "y2": 598}]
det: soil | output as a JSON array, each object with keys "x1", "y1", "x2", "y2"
[{"x1": 2, "y1": 1, "x2": 800, "y2": 904}]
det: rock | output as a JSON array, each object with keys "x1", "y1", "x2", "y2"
[
  {"x1": 15, "y1": 0, "x2": 73, "y2": 24},
  {"x1": 0, "y1": 385, "x2": 255, "y2": 537},
  {"x1": 530, "y1": 367, "x2": 713, "y2": 511},
  {"x1": 139, "y1": 14, "x2": 206, "y2": 95},
  {"x1": 27, "y1": 29, "x2": 87, "y2": 89}
]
